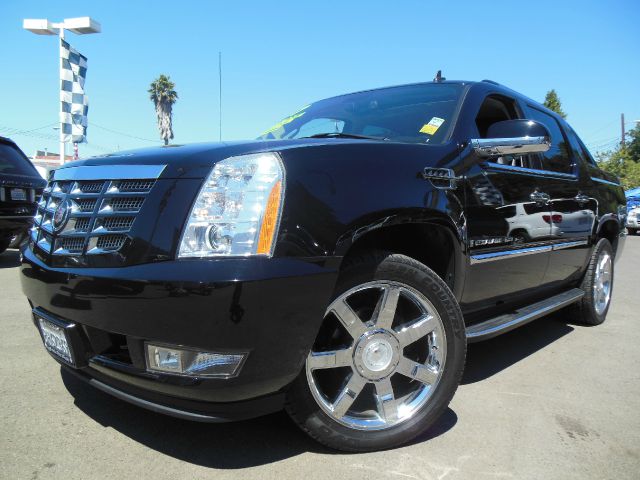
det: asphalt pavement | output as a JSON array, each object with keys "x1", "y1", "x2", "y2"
[{"x1": 1, "y1": 238, "x2": 639, "y2": 480}]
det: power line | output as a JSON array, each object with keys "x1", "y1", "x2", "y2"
[
  {"x1": 0, "y1": 125, "x2": 113, "y2": 155},
  {"x1": 88, "y1": 122, "x2": 161, "y2": 143},
  {"x1": 0, "y1": 123, "x2": 58, "y2": 136}
]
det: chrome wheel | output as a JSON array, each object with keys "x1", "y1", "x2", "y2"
[
  {"x1": 306, "y1": 281, "x2": 447, "y2": 431},
  {"x1": 593, "y1": 251, "x2": 612, "y2": 315}
]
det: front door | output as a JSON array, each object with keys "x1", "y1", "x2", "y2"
[
  {"x1": 462, "y1": 163, "x2": 554, "y2": 309},
  {"x1": 460, "y1": 94, "x2": 554, "y2": 312}
]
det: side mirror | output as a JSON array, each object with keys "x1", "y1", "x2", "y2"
[{"x1": 471, "y1": 119, "x2": 551, "y2": 158}]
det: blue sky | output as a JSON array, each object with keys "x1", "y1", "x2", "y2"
[{"x1": 2, "y1": 0, "x2": 639, "y2": 158}]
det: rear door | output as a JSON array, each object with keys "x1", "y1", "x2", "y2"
[{"x1": 521, "y1": 106, "x2": 595, "y2": 286}]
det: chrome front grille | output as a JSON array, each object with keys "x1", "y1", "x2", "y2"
[
  {"x1": 32, "y1": 177, "x2": 156, "y2": 257},
  {"x1": 73, "y1": 217, "x2": 91, "y2": 232},
  {"x1": 117, "y1": 180, "x2": 156, "y2": 192},
  {"x1": 76, "y1": 198, "x2": 98, "y2": 212},
  {"x1": 105, "y1": 197, "x2": 146, "y2": 212},
  {"x1": 95, "y1": 234, "x2": 127, "y2": 251}
]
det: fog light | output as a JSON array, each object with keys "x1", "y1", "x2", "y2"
[{"x1": 145, "y1": 343, "x2": 246, "y2": 378}]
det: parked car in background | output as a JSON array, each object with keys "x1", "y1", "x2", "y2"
[
  {"x1": 20, "y1": 79, "x2": 626, "y2": 452},
  {"x1": 0, "y1": 137, "x2": 46, "y2": 254},
  {"x1": 499, "y1": 200, "x2": 596, "y2": 244},
  {"x1": 626, "y1": 206, "x2": 640, "y2": 234}
]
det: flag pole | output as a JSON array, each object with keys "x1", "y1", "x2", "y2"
[
  {"x1": 219, "y1": 51, "x2": 222, "y2": 142},
  {"x1": 59, "y1": 27, "x2": 65, "y2": 165}
]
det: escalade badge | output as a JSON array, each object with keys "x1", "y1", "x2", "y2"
[{"x1": 52, "y1": 200, "x2": 71, "y2": 232}]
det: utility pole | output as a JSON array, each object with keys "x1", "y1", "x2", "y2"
[{"x1": 621, "y1": 113, "x2": 626, "y2": 149}]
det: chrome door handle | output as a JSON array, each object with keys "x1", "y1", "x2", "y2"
[
  {"x1": 575, "y1": 193, "x2": 590, "y2": 204},
  {"x1": 530, "y1": 191, "x2": 550, "y2": 204}
]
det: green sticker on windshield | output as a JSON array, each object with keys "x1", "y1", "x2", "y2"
[{"x1": 261, "y1": 105, "x2": 310, "y2": 137}]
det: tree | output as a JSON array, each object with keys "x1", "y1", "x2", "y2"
[
  {"x1": 596, "y1": 147, "x2": 640, "y2": 189},
  {"x1": 626, "y1": 124, "x2": 640, "y2": 163},
  {"x1": 543, "y1": 89, "x2": 567, "y2": 118},
  {"x1": 148, "y1": 74, "x2": 178, "y2": 145}
]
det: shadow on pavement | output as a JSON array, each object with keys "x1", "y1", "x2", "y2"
[
  {"x1": 0, "y1": 250, "x2": 20, "y2": 269},
  {"x1": 462, "y1": 313, "x2": 575, "y2": 385},
  {"x1": 58, "y1": 316, "x2": 577, "y2": 464},
  {"x1": 57, "y1": 306, "x2": 578, "y2": 463},
  {"x1": 61, "y1": 368, "x2": 457, "y2": 466}
]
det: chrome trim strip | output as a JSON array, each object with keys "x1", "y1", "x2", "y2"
[
  {"x1": 590, "y1": 176, "x2": 620, "y2": 187},
  {"x1": 53, "y1": 165, "x2": 166, "y2": 181},
  {"x1": 466, "y1": 288, "x2": 585, "y2": 342},
  {"x1": 85, "y1": 375, "x2": 227, "y2": 423},
  {"x1": 470, "y1": 245, "x2": 552, "y2": 264},
  {"x1": 471, "y1": 239, "x2": 590, "y2": 264},
  {"x1": 551, "y1": 239, "x2": 589, "y2": 251},
  {"x1": 485, "y1": 162, "x2": 577, "y2": 180}
]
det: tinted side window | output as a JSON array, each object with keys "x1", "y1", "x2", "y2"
[
  {"x1": 475, "y1": 95, "x2": 519, "y2": 138},
  {"x1": 575, "y1": 132, "x2": 598, "y2": 167},
  {"x1": 564, "y1": 125, "x2": 596, "y2": 167},
  {"x1": 525, "y1": 107, "x2": 573, "y2": 174},
  {"x1": 475, "y1": 95, "x2": 544, "y2": 170}
]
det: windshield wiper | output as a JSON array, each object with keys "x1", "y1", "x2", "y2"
[{"x1": 302, "y1": 132, "x2": 388, "y2": 141}]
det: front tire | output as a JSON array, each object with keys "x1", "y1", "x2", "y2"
[
  {"x1": 627, "y1": 228, "x2": 637, "y2": 235},
  {"x1": 285, "y1": 251, "x2": 466, "y2": 452}
]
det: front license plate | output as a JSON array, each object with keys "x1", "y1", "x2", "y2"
[
  {"x1": 37, "y1": 317, "x2": 74, "y2": 365},
  {"x1": 10, "y1": 188, "x2": 27, "y2": 201}
]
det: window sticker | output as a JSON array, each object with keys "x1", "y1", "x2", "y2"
[
  {"x1": 261, "y1": 105, "x2": 310, "y2": 137},
  {"x1": 419, "y1": 117, "x2": 445, "y2": 135}
]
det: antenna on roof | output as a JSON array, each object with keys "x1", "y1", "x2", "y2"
[{"x1": 433, "y1": 70, "x2": 445, "y2": 83}]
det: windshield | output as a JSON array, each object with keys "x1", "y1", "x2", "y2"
[
  {"x1": 0, "y1": 142, "x2": 39, "y2": 177},
  {"x1": 258, "y1": 83, "x2": 463, "y2": 144}
]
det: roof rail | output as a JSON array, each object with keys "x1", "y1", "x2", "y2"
[{"x1": 482, "y1": 79, "x2": 501, "y2": 86}]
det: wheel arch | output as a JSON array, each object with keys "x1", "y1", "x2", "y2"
[
  {"x1": 335, "y1": 211, "x2": 466, "y2": 299},
  {"x1": 596, "y1": 215, "x2": 622, "y2": 255}
]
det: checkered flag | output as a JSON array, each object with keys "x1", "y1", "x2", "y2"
[{"x1": 59, "y1": 39, "x2": 89, "y2": 143}]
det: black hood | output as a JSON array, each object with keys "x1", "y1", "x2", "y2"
[{"x1": 57, "y1": 138, "x2": 458, "y2": 180}]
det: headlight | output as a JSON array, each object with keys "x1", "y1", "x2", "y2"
[{"x1": 178, "y1": 152, "x2": 284, "y2": 258}]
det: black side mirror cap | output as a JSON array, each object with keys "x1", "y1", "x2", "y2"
[{"x1": 486, "y1": 119, "x2": 550, "y2": 139}]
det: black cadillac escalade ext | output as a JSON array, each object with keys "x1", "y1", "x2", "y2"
[
  {"x1": 20, "y1": 79, "x2": 626, "y2": 452},
  {"x1": 0, "y1": 137, "x2": 45, "y2": 254}
]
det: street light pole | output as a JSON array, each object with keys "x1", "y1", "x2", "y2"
[{"x1": 23, "y1": 17, "x2": 101, "y2": 165}]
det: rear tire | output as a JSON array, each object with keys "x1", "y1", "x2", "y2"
[
  {"x1": 568, "y1": 238, "x2": 614, "y2": 326},
  {"x1": 627, "y1": 228, "x2": 637, "y2": 235},
  {"x1": 285, "y1": 251, "x2": 466, "y2": 452}
]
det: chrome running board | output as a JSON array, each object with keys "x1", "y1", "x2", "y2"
[{"x1": 465, "y1": 288, "x2": 584, "y2": 343}]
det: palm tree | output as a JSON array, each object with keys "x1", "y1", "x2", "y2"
[{"x1": 148, "y1": 74, "x2": 178, "y2": 145}]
